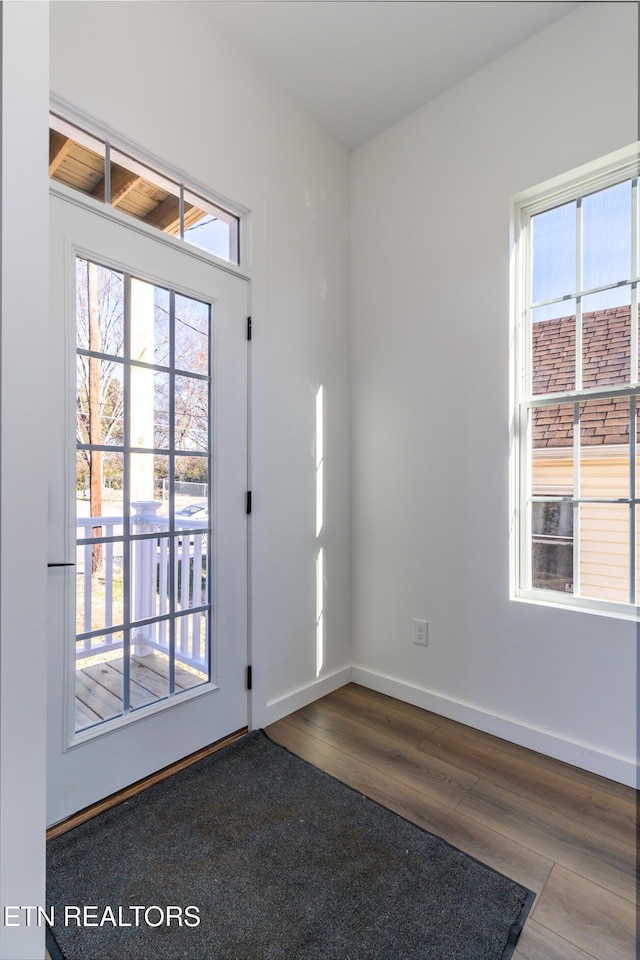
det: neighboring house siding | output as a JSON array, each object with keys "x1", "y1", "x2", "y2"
[{"x1": 532, "y1": 306, "x2": 634, "y2": 601}]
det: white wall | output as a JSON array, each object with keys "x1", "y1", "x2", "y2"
[
  {"x1": 0, "y1": 4, "x2": 49, "y2": 958},
  {"x1": 351, "y1": 2, "x2": 638, "y2": 785},
  {"x1": 49, "y1": 0, "x2": 353, "y2": 727}
]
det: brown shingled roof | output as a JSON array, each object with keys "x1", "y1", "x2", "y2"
[{"x1": 532, "y1": 306, "x2": 633, "y2": 448}]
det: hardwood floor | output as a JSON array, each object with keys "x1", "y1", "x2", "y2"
[{"x1": 266, "y1": 683, "x2": 637, "y2": 960}]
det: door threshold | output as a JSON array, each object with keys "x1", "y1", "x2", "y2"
[{"x1": 46, "y1": 727, "x2": 248, "y2": 840}]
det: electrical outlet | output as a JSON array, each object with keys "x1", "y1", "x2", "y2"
[{"x1": 413, "y1": 619, "x2": 428, "y2": 647}]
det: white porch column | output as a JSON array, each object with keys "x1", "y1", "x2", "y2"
[
  {"x1": 130, "y1": 276, "x2": 155, "y2": 501},
  {"x1": 0, "y1": 3, "x2": 49, "y2": 959},
  {"x1": 131, "y1": 500, "x2": 162, "y2": 654}
]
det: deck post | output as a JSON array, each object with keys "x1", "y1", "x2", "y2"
[{"x1": 131, "y1": 501, "x2": 162, "y2": 656}]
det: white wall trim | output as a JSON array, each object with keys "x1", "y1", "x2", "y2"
[
  {"x1": 352, "y1": 667, "x2": 637, "y2": 788},
  {"x1": 0, "y1": 3, "x2": 49, "y2": 958},
  {"x1": 256, "y1": 666, "x2": 352, "y2": 728}
]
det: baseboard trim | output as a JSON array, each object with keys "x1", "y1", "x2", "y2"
[
  {"x1": 351, "y1": 667, "x2": 636, "y2": 787},
  {"x1": 259, "y1": 666, "x2": 352, "y2": 728}
]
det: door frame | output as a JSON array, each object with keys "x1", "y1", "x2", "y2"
[{"x1": 47, "y1": 188, "x2": 253, "y2": 825}]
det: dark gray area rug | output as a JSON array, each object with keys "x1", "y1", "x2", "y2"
[{"x1": 47, "y1": 731, "x2": 534, "y2": 960}]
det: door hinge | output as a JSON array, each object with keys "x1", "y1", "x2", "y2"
[
  {"x1": 247, "y1": 665, "x2": 252, "y2": 691},
  {"x1": 247, "y1": 316, "x2": 252, "y2": 341},
  {"x1": 246, "y1": 490, "x2": 252, "y2": 515}
]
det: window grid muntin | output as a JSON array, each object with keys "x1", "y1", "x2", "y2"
[
  {"x1": 517, "y1": 151, "x2": 640, "y2": 614},
  {"x1": 122, "y1": 272, "x2": 132, "y2": 711},
  {"x1": 75, "y1": 255, "x2": 213, "y2": 725}
]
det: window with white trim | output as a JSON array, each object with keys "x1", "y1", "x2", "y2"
[
  {"x1": 513, "y1": 144, "x2": 640, "y2": 615},
  {"x1": 49, "y1": 113, "x2": 240, "y2": 265}
]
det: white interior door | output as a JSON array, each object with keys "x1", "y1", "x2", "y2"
[{"x1": 47, "y1": 194, "x2": 249, "y2": 826}]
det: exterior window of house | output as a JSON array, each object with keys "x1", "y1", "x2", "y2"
[
  {"x1": 532, "y1": 501, "x2": 573, "y2": 592},
  {"x1": 49, "y1": 114, "x2": 241, "y2": 265},
  {"x1": 513, "y1": 143, "x2": 640, "y2": 615}
]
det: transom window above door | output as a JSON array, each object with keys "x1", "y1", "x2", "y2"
[{"x1": 49, "y1": 113, "x2": 240, "y2": 265}]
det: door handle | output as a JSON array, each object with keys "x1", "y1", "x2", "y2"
[{"x1": 48, "y1": 562, "x2": 75, "y2": 567}]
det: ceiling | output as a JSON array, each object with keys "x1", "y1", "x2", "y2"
[{"x1": 201, "y1": 0, "x2": 582, "y2": 150}]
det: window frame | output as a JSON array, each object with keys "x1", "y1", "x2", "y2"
[
  {"x1": 49, "y1": 97, "x2": 250, "y2": 273},
  {"x1": 511, "y1": 142, "x2": 640, "y2": 619},
  {"x1": 74, "y1": 254, "x2": 214, "y2": 736}
]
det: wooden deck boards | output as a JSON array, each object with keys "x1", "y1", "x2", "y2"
[
  {"x1": 75, "y1": 653, "x2": 206, "y2": 729},
  {"x1": 266, "y1": 682, "x2": 637, "y2": 960}
]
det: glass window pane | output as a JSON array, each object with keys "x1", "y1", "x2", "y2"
[
  {"x1": 109, "y1": 149, "x2": 180, "y2": 234},
  {"x1": 75, "y1": 632, "x2": 125, "y2": 731},
  {"x1": 129, "y1": 454, "x2": 169, "y2": 509},
  {"x1": 531, "y1": 201, "x2": 576, "y2": 304},
  {"x1": 636, "y1": 509, "x2": 640, "y2": 601},
  {"x1": 582, "y1": 289, "x2": 631, "y2": 388},
  {"x1": 76, "y1": 450, "x2": 124, "y2": 519},
  {"x1": 582, "y1": 181, "x2": 633, "y2": 289},
  {"x1": 636, "y1": 405, "x2": 640, "y2": 501},
  {"x1": 76, "y1": 259, "x2": 124, "y2": 357},
  {"x1": 531, "y1": 501, "x2": 573, "y2": 593},
  {"x1": 636, "y1": 301, "x2": 640, "y2": 385},
  {"x1": 580, "y1": 398, "x2": 629, "y2": 499},
  {"x1": 128, "y1": 535, "x2": 171, "y2": 705},
  {"x1": 530, "y1": 403, "x2": 574, "y2": 496},
  {"x1": 174, "y1": 456, "x2": 209, "y2": 519},
  {"x1": 130, "y1": 277, "x2": 170, "y2": 365},
  {"x1": 76, "y1": 357, "x2": 124, "y2": 449},
  {"x1": 50, "y1": 119, "x2": 105, "y2": 197},
  {"x1": 175, "y1": 611, "x2": 209, "y2": 688},
  {"x1": 74, "y1": 249, "x2": 216, "y2": 731},
  {"x1": 175, "y1": 294, "x2": 210, "y2": 375},
  {"x1": 154, "y1": 286, "x2": 171, "y2": 367},
  {"x1": 129, "y1": 649, "x2": 169, "y2": 710},
  {"x1": 129, "y1": 535, "x2": 171, "y2": 625},
  {"x1": 531, "y1": 302, "x2": 576, "y2": 395},
  {"x1": 129, "y1": 368, "x2": 170, "y2": 451},
  {"x1": 76, "y1": 535, "x2": 125, "y2": 637},
  {"x1": 175, "y1": 375, "x2": 209, "y2": 452},
  {"x1": 579, "y1": 503, "x2": 629, "y2": 603},
  {"x1": 184, "y1": 189, "x2": 239, "y2": 263},
  {"x1": 636, "y1": 183, "x2": 640, "y2": 277}
]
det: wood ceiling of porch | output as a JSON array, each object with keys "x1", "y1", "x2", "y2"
[{"x1": 49, "y1": 128, "x2": 204, "y2": 236}]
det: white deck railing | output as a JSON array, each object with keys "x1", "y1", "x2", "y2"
[{"x1": 76, "y1": 501, "x2": 209, "y2": 671}]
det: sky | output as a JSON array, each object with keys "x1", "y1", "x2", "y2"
[{"x1": 532, "y1": 179, "x2": 636, "y2": 322}]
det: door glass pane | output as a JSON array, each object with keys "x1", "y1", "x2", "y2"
[
  {"x1": 75, "y1": 257, "x2": 212, "y2": 734},
  {"x1": 76, "y1": 357, "x2": 124, "y2": 449},
  {"x1": 75, "y1": 631, "x2": 125, "y2": 728},
  {"x1": 76, "y1": 259, "x2": 124, "y2": 356},
  {"x1": 175, "y1": 612, "x2": 209, "y2": 690},
  {"x1": 175, "y1": 294, "x2": 209, "y2": 375},
  {"x1": 175, "y1": 375, "x2": 209, "y2": 451}
]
